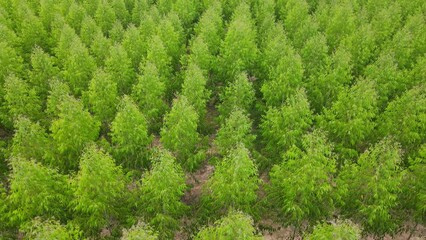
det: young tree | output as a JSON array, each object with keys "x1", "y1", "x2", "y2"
[
  {"x1": 203, "y1": 144, "x2": 259, "y2": 215},
  {"x1": 121, "y1": 24, "x2": 145, "y2": 71},
  {"x1": 378, "y1": 84, "x2": 426, "y2": 158},
  {"x1": 317, "y1": 1, "x2": 356, "y2": 51},
  {"x1": 261, "y1": 47, "x2": 304, "y2": 107},
  {"x1": 181, "y1": 63, "x2": 211, "y2": 123},
  {"x1": 7, "y1": 157, "x2": 71, "y2": 227},
  {"x1": 89, "y1": 30, "x2": 112, "y2": 66},
  {"x1": 105, "y1": 43, "x2": 135, "y2": 94},
  {"x1": 46, "y1": 78, "x2": 71, "y2": 119},
  {"x1": 219, "y1": 2, "x2": 258, "y2": 81},
  {"x1": 301, "y1": 33, "x2": 330, "y2": 81},
  {"x1": 137, "y1": 149, "x2": 187, "y2": 239},
  {"x1": 61, "y1": 37, "x2": 97, "y2": 96},
  {"x1": 307, "y1": 46, "x2": 352, "y2": 113},
  {"x1": 10, "y1": 117, "x2": 49, "y2": 162},
  {"x1": 28, "y1": 46, "x2": 60, "y2": 101},
  {"x1": 110, "y1": 96, "x2": 151, "y2": 169},
  {"x1": 121, "y1": 221, "x2": 158, "y2": 240},
  {"x1": 364, "y1": 51, "x2": 405, "y2": 110},
  {"x1": 131, "y1": 61, "x2": 168, "y2": 132},
  {"x1": 318, "y1": 78, "x2": 377, "y2": 160},
  {"x1": 305, "y1": 221, "x2": 361, "y2": 240},
  {"x1": 217, "y1": 72, "x2": 255, "y2": 122},
  {"x1": 160, "y1": 96, "x2": 200, "y2": 170},
  {"x1": 337, "y1": 138, "x2": 403, "y2": 236},
  {"x1": 3, "y1": 74, "x2": 42, "y2": 124},
  {"x1": 145, "y1": 35, "x2": 173, "y2": 98},
  {"x1": 156, "y1": 12, "x2": 184, "y2": 69},
  {"x1": 65, "y1": 2, "x2": 86, "y2": 34},
  {"x1": 86, "y1": 68, "x2": 118, "y2": 124},
  {"x1": 0, "y1": 42, "x2": 23, "y2": 88},
  {"x1": 94, "y1": 0, "x2": 116, "y2": 35},
  {"x1": 17, "y1": 9, "x2": 49, "y2": 60},
  {"x1": 258, "y1": 22, "x2": 290, "y2": 80},
  {"x1": 268, "y1": 130, "x2": 336, "y2": 229},
  {"x1": 279, "y1": 0, "x2": 318, "y2": 49},
  {"x1": 172, "y1": 0, "x2": 199, "y2": 28},
  {"x1": 261, "y1": 88, "x2": 313, "y2": 162},
  {"x1": 195, "y1": 210, "x2": 261, "y2": 240},
  {"x1": 72, "y1": 144, "x2": 126, "y2": 234},
  {"x1": 22, "y1": 217, "x2": 82, "y2": 240},
  {"x1": 194, "y1": 1, "x2": 223, "y2": 55},
  {"x1": 214, "y1": 109, "x2": 255, "y2": 155},
  {"x1": 187, "y1": 36, "x2": 215, "y2": 75},
  {"x1": 109, "y1": 20, "x2": 125, "y2": 43},
  {"x1": 50, "y1": 96, "x2": 100, "y2": 171},
  {"x1": 401, "y1": 144, "x2": 426, "y2": 225},
  {"x1": 79, "y1": 15, "x2": 101, "y2": 47}
]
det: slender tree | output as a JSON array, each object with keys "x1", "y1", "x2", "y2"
[
  {"x1": 72, "y1": 144, "x2": 126, "y2": 234},
  {"x1": 268, "y1": 130, "x2": 336, "y2": 229},
  {"x1": 137, "y1": 149, "x2": 187, "y2": 239},
  {"x1": 110, "y1": 96, "x2": 152, "y2": 169}
]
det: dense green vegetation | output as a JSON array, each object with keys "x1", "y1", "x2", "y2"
[{"x1": 0, "y1": 0, "x2": 425, "y2": 239}]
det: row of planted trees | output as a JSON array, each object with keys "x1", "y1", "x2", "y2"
[{"x1": 0, "y1": 0, "x2": 425, "y2": 239}]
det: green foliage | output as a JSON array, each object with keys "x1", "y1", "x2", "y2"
[
  {"x1": 194, "y1": 1, "x2": 223, "y2": 55},
  {"x1": 268, "y1": 130, "x2": 336, "y2": 227},
  {"x1": 7, "y1": 157, "x2": 71, "y2": 226},
  {"x1": 301, "y1": 33, "x2": 329, "y2": 81},
  {"x1": 219, "y1": 2, "x2": 258, "y2": 81},
  {"x1": 156, "y1": 12, "x2": 185, "y2": 69},
  {"x1": 305, "y1": 221, "x2": 361, "y2": 240},
  {"x1": 88, "y1": 30, "x2": 112, "y2": 67},
  {"x1": 46, "y1": 78, "x2": 71, "y2": 119},
  {"x1": 203, "y1": 144, "x2": 259, "y2": 215},
  {"x1": 0, "y1": 42, "x2": 23, "y2": 87},
  {"x1": 10, "y1": 117, "x2": 49, "y2": 162},
  {"x1": 187, "y1": 35, "x2": 215, "y2": 75},
  {"x1": 28, "y1": 47, "x2": 60, "y2": 100},
  {"x1": 261, "y1": 89, "x2": 313, "y2": 161},
  {"x1": 2, "y1": 75, "x2": 42, "y2": 125},
  {"x1": 172, "y1": 0, "x2": 200, "y2": 28},
  {"x1": 145, "y1": 34, "x2": 173, "y2": 97},
  {"x1": 121, "y1": 221, "x2": 158, "y2": 240},
  {"x1": 307, "y1": 46, "x2": 353, "y2": 113},
  {"x1": 261, "y1": 46, "x2": 304, "y2": 107},
  {"x1": 318, "y1": 1, "x2": 356, "y2": 51},
  {"x1": 137, "y1": 149, "x2": 187, "y2": 239},
  {"x1": 401, "y1": 144, "x2": 426, "y2": 224},
  {"x1": 280, "y1": 0, "x2": 318, "y2": 49},
  {"x1": 378, "y1": 84, "x2": 426, "y2": 158},
  {"x1": 181, "y1": 63, "x2": 211, "y2": 123},
  {"x1": 110, "y1": 96, "x2": 151, "y2": 169},
  {"x1": 337, "y1": 138, "x2": 402, "y2": 236},
  {"x1": 160, "y1": 96, "x2": 200, "y2": 170},
  {"x1": 79, "y1": 15, "x2": 100, "y2": 47},
  {"x1": 86, "y1": 68, "x2": 118, "y2": 124},
  {"x1": 214, "y1": 109, "x2": 255, "y2": 155},
  {"x1": 95, "y1": 1, "x2": 116, "y2": 35},
  {"x1": 318, "y1": 78, "x2": 377, "y2": 160},
  {"x1": 50, "y1": 96, "x2": 100, "y2": 171},
  {"x1": 195, "y1": 210, "x2": 261, "y2": 240},
  {"x1": 217, "y1": 72, "x2": 255, "y2": 122},
  {"x1": 61, "y1": 36, "x2": 96, "y2": 96},
  {"x1": 72, "y1": 144, "x2": 125, "y2": 233},
  {"x1": 132, "y1": 61, "x2": 167, "y2": 132},
  {"x1": 0, "y1": 0, "x2": 425, "y2": 238},
  {"x1": 105, "y1": 43, "x2": 135, "y2": 94},
  {"x1": 22, "y1": 217, "x2": 82, "y2": 240},
  {"x1": 121, "y1": 24, "x2": 145, "y2": 71}
]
